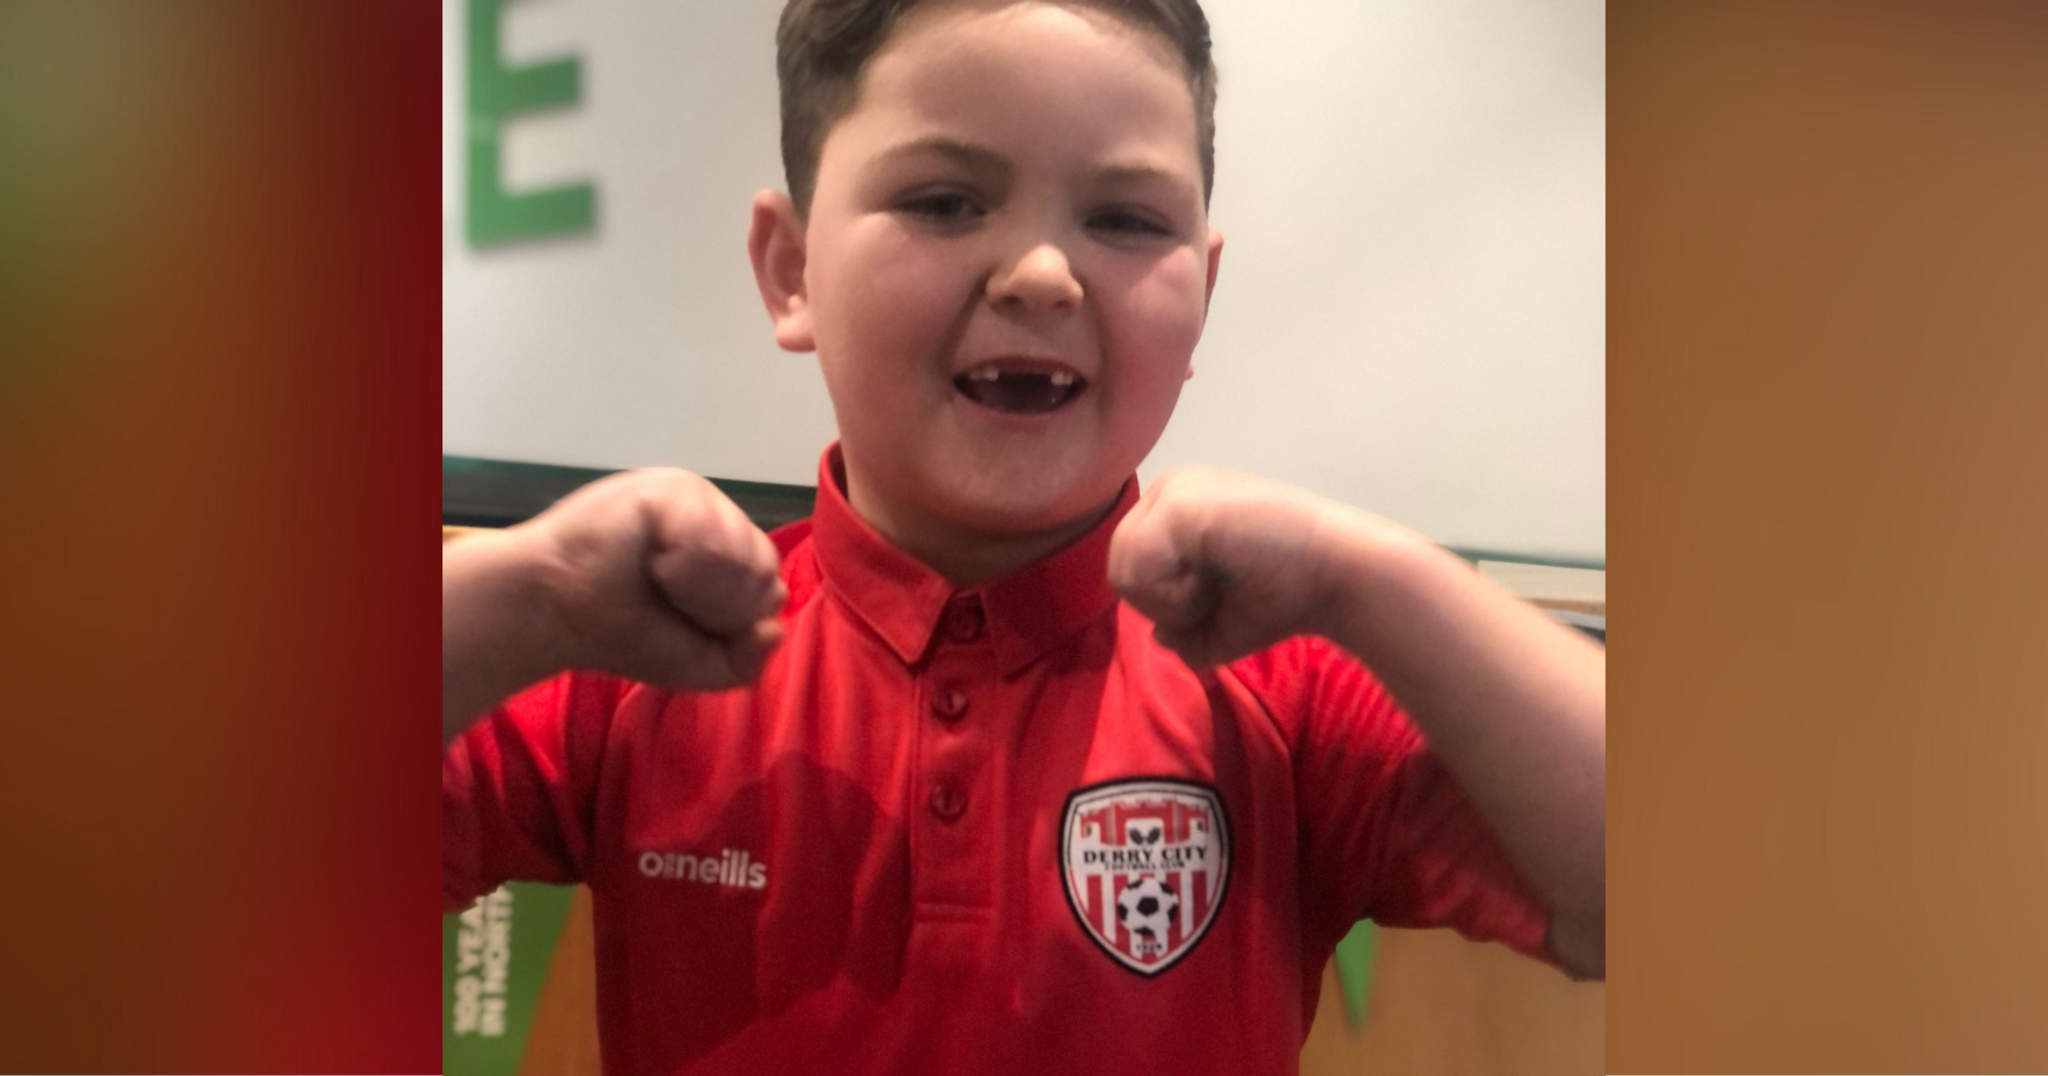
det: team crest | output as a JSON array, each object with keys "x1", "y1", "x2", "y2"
[{"x1": 1060, "y1": 778, "x2": 1231, "y2": 976}]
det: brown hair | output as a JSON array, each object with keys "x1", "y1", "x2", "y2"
[{"x1": 775, "y1": 0, "x2": 1217, "y2": 218}]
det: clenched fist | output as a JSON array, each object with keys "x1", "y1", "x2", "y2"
[
  {"x1": 520, "y1": 468, "x2": 787, "y2": 690},
  {"x1": 1108, "y1": 467, "x2": 1399, "y2": 667}
]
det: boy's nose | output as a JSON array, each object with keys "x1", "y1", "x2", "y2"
[{"x1": 987, "y1": 243, "x2": 1082, "y2": 314}]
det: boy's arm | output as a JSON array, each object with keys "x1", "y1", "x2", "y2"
[
  {"x1": 1109, "y1": 468, "x2": 1605, "y2": 980},
  {"x1": 1320, "y1": 528, "x2": 1605, "y2": 978},
  {"x1": 442, "y1": 531, "x2": 576, "y2": 746},
  {"x1": 441, "y1": 468, "x2": 789, "y2": 748}
]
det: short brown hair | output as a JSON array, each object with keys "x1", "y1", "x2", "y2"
[{"x1": 775, "y1": 0, "x2": 1217, "y2": 218}]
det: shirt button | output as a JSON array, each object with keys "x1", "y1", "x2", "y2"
[
  {"x1": 931, "y1": 686, "x2": 968, "y2": 722},
  {"x1": 944, "y1": 601, "x2": 985, "y2": 643},
  {"x1": 929, "y1": 782, "x2": 967, "y2": 821}
]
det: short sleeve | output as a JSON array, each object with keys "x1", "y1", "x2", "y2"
[
  {"x1": 1230, "y1": 637, "x2": 1556, "y2": 966},
  {"x1": 442, "y1": 671, "x2": 625, "y2": 913}
]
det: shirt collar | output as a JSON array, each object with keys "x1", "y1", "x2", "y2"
[{"x1": 808, "y1": 444, "x2": 1137, "y2": 676}]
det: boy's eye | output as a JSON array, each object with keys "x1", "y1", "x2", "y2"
[
  {"x1": 1089, "y1": 208, "x2": 1173, "y2": 238},
  {"x1": 898, "y1": 192, "x2": 984, "y2": 223}
]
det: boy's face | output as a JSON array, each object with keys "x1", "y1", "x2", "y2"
[{"x1": 764, "y1": 0, "x2": 1222, "y2": 545}]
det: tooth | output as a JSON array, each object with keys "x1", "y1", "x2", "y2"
[
  {"x1": 969, "y1": 367, "x2": 1002, "y2": 382},
  {"x1": 1049, "y1": 371, "x2": 1075, "y2": 386}
]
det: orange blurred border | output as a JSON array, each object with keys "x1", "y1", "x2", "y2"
[{"x1": 1610, "y1": 1, "x2": 2048, "y2": 1071}]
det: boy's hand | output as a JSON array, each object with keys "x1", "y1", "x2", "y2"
[
  {"x1": 1109, "y1": 467, "x2": 1391, "y2": 667},
  {"x1": 522, "y1": 468, "x2": 787, "y2": 689},
  {"x1": 1112, "y1": 469, "x2": 1608, "y2": 981}
]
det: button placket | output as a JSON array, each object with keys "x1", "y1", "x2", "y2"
[
  {"x1": 930, "y1": 684, "x2": 968, "y2": 722},
  {"x1": 928, "y1": 782, "x2": 967, "y2": 821},
  {"x1": 943, "y1": 599, "x2": 985, "y2": 644},
  {"x1": 910, "y1": 597, "x2": 996, "y2": 911}
]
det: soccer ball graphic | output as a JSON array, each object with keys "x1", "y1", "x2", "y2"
[{"x1": 1116, "y1": 877, "x2": 1180, "y2": 939}]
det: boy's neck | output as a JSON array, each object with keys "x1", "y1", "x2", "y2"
[{"x1": 842, "y1": 471, "x2": 1121, "y2": 590}]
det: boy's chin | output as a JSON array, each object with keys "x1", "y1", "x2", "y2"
[
  {"x1": 844, "y1": 439, "x2": 1141, "y2": 543},
  {"x1": 929, "y1": 476, "x2": 1126, "y2": 540}
]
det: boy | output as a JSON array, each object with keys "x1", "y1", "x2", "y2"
[{"x1": 443, "y1": 0, "x2": 1605, "y2": 1072}]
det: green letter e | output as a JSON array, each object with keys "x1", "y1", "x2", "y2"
[{"x1": 465, "y1": 0, "x2": 597, "y2": 245}]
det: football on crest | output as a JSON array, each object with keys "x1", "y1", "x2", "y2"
[{"x1": 1115, "y1": 877, "x2": 1180, "y2": 938}]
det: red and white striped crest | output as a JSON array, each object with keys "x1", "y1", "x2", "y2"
[{"x1": 1060, "y1": 778, "x2": 1231, "y2": 976}]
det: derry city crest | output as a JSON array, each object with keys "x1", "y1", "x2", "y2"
[{"x1": 1060, "y1": 778, "x2": 1231, "y2": 976}]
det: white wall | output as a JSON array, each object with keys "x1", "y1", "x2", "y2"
[{"x1": 443, "y1": 0, "x2": 1605, "y2": 562}]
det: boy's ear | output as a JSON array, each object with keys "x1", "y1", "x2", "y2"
[
  {"x1": 1203, "y1": 228, "x2": 1224, "y2": 313},
  {"x1": 748, "y1": 190, "x2": 814, "y2": 353},
  {"x1": 1189, "y1": 228, "x2": 1225, "y2": 381}
]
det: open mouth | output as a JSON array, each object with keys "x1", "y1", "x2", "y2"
[{"x1": 952, "y1": 362, "x2": 1089, "y2": 415}]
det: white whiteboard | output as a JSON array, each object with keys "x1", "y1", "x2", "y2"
[{"x1": 443, "y1": 0, "x2": 1605, "y2": 563}]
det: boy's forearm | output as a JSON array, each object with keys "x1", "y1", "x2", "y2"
[
  {"x1": 443, "y1": 530, "x2": 566, "y2": 746},
  {"x1": 1321, "y1": 516, "x2": 1607, "y2": 953}
]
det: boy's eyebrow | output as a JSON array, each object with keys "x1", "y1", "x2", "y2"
[
  {"x1": 1093, "y1": 163, "x2": 1199, "y2": 204},
  {"x1": 873, "y1": 138, "x2": 1199, "y2": 203},
  {"x1": 875, "y1": 136, "x2": 1015, "y2": 177}
]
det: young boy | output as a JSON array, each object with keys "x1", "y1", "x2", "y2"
[{"x1": 443, "y1": 0, "x2": 1605, "y2": 1072}]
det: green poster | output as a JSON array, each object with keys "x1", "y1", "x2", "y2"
[
  {"x1": 1333, "y1": 919, "x2": 1379, "y2": 1030},
  {"x1": 443, "y1": 882, "x2": 579, "y2": 1075}
]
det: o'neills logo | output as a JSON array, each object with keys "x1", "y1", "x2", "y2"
[
  {"x1": 637, "y1": 847, "x2": 768, "y2": 890},
  {"x1": 1061, "y1": 778, "x2": 1230, "y2": 976}
]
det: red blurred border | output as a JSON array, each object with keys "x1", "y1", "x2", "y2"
[{"x1": 0, "y1": 1, "x2": 440, "y2": 1069}]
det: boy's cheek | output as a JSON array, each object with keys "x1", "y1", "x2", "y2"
[
  {"x1": 830, "y1": 231, "x2": 972, "y2": 320},
  {"x1": 1110, "y1": 274, "x2": 1211, "y2": 361},
  {"x1": 1135, "y1": 249, "x2": 1211, "y2": 322},
  {"x1": 814, "y1": 273, "x2": 943, "y2": 356}
]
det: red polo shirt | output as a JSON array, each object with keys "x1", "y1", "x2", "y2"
[{"x1": 444, "y1": 447, "x2": 1553, "y2": 1076}]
